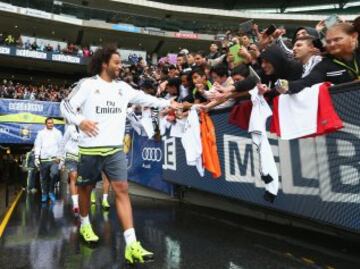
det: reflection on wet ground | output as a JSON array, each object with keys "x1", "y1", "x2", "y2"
[{"x1": 0, "y1": 192, "x2": 359, "y2": 269}]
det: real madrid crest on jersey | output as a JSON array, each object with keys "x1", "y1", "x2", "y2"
[{"x1": 95, "y1": 89, "x2": 100, "y2": 94}]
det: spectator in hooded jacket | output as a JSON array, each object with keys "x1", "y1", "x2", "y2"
[
  {"x1": 257, "y1": 44, "x2": 303, "y2": 89},
  {"x1": 211, "y1": 44, "x2": 302, "y2": 100}
]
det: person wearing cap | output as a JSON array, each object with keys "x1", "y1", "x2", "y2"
[
  {"x1": 293, "y1": 26, "x2": 321, "y2": 41},
  {"x1": 293, "y1": 26, "x2": 325, "y2": 53}
]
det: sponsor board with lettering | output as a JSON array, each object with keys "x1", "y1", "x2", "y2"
[
  {"x1": 126, "y1": 131, "x2": 173, "y2": 195},
  {"x1": 174, "y1": 32, "x2": 199, "y2": 39},
  {"x1": 52, "y1": 54, "x2": 81, "y2": 64},
  {"x1": 0, "y1": 46, "x2": 10, "y2": 55},
  {"x1": 0, "y1": 99, "x2": 60, "y2": 116},
  {"x1": 0, "y1": 123, "x2": 64, "y2": 143},
  {"x1": 16, "y1": 49, "x2": 47, "y2": 59}
]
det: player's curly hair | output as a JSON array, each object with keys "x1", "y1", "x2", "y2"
[{"x1": 88, "y1": 44, "x2": 119, "y2": 76}]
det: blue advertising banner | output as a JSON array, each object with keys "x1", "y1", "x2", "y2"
[
  {"x1": 0, "y1": 46, "x2": 87, "y2": 65},
  {"x1": 126, "y1": 131, "x2": 173, "y2": 195},
  {"x1": 0, "y1": 123, "x2": 64, "y2": 144},
  {"x1": 0, "y1": 99, "x2": 61, "y2": 117},
  {"x1": 112, "y1": 24, "x2": 141, "y2": 33},
  {"x1": 162, "y1": 84, "x2": 360, "y2": 233},
  {"x1": 0, "y1": 99, "x2": 63, "y2": 144}
]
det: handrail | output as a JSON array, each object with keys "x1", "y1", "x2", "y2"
[{"x1": 329, "y1": 80, "x2": 360, "y2": 94}]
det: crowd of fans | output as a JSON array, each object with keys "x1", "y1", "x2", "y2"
[
  {"x1": 0, "y1": 32, "x2": 93, "y2": 57},
  {"x1": 0, "y1": 80, "x2": 70, "y2": 102},
  {"x1": 1, "y1": 15, "x2": 359, "y2": 107},
  {"x1": 119, "y1": 16, "x2": 360, "y2": 118}
]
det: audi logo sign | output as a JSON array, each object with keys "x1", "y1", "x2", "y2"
[{"x1": 142, "y1": 147, "x2": 162, "y2": 162}]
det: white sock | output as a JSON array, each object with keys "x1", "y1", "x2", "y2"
[
  {"x1": 124, "y1": 228, "x2": 137, "y2": 246},
  {"x1": 80, "y1": 215, "x2": 90, "y2": 227},
  {"x1": 71, "y1": 195, "x2": 79, "y2": 207},
  {"x1": 103, "y1": 193, "x2": 108, "y2": 202}
]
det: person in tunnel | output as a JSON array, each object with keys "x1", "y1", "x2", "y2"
[{"x1": 34, "y1": 117, "x2": 63, "y2": 203}]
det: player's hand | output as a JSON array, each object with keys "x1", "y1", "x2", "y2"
[
  {"x1": 169, "y1": 100, "x2": 182, "y2": 110},
  {"x1": 34, "y1": 158, "x2": 40, "y2": 168},
  {"x1": 79, "y1": 120, "x2": 99, "y2": 137}
]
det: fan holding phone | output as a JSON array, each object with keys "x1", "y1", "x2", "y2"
[
  {"x1": 264, "y1": 24, "x2": 277, "y2": 36},
  {"x1": 257, "y1": 24, "x2": 277, "y2": 50}
]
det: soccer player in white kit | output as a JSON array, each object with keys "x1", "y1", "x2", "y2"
[
  {"x1": 61, "y1": 123, "x2": 80, "y2": 214},
  {"x1": 60, "y1": 45, "x2": 180, "y2": 264}
]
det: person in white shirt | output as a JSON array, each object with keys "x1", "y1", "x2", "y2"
[
  {"x1": 60, "y1": 45, "x2": 180, "y2": 264},
  {"x1": 61, "y1": 123, "x2": 80, "y2": 214},
  {"x1": 34, "y1": 117, "x2": 63, "y2": 203}
]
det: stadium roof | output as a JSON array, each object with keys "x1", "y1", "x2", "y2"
[
  {"x1": 66, "y1": 0, "x2": 360, "y2": 14},
  {"x1": 2, "y1": 0, "x2": 358, "y2": 35},
  {"x1": 139, "y1": 0, "x2": 360, "y2": 12}
]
